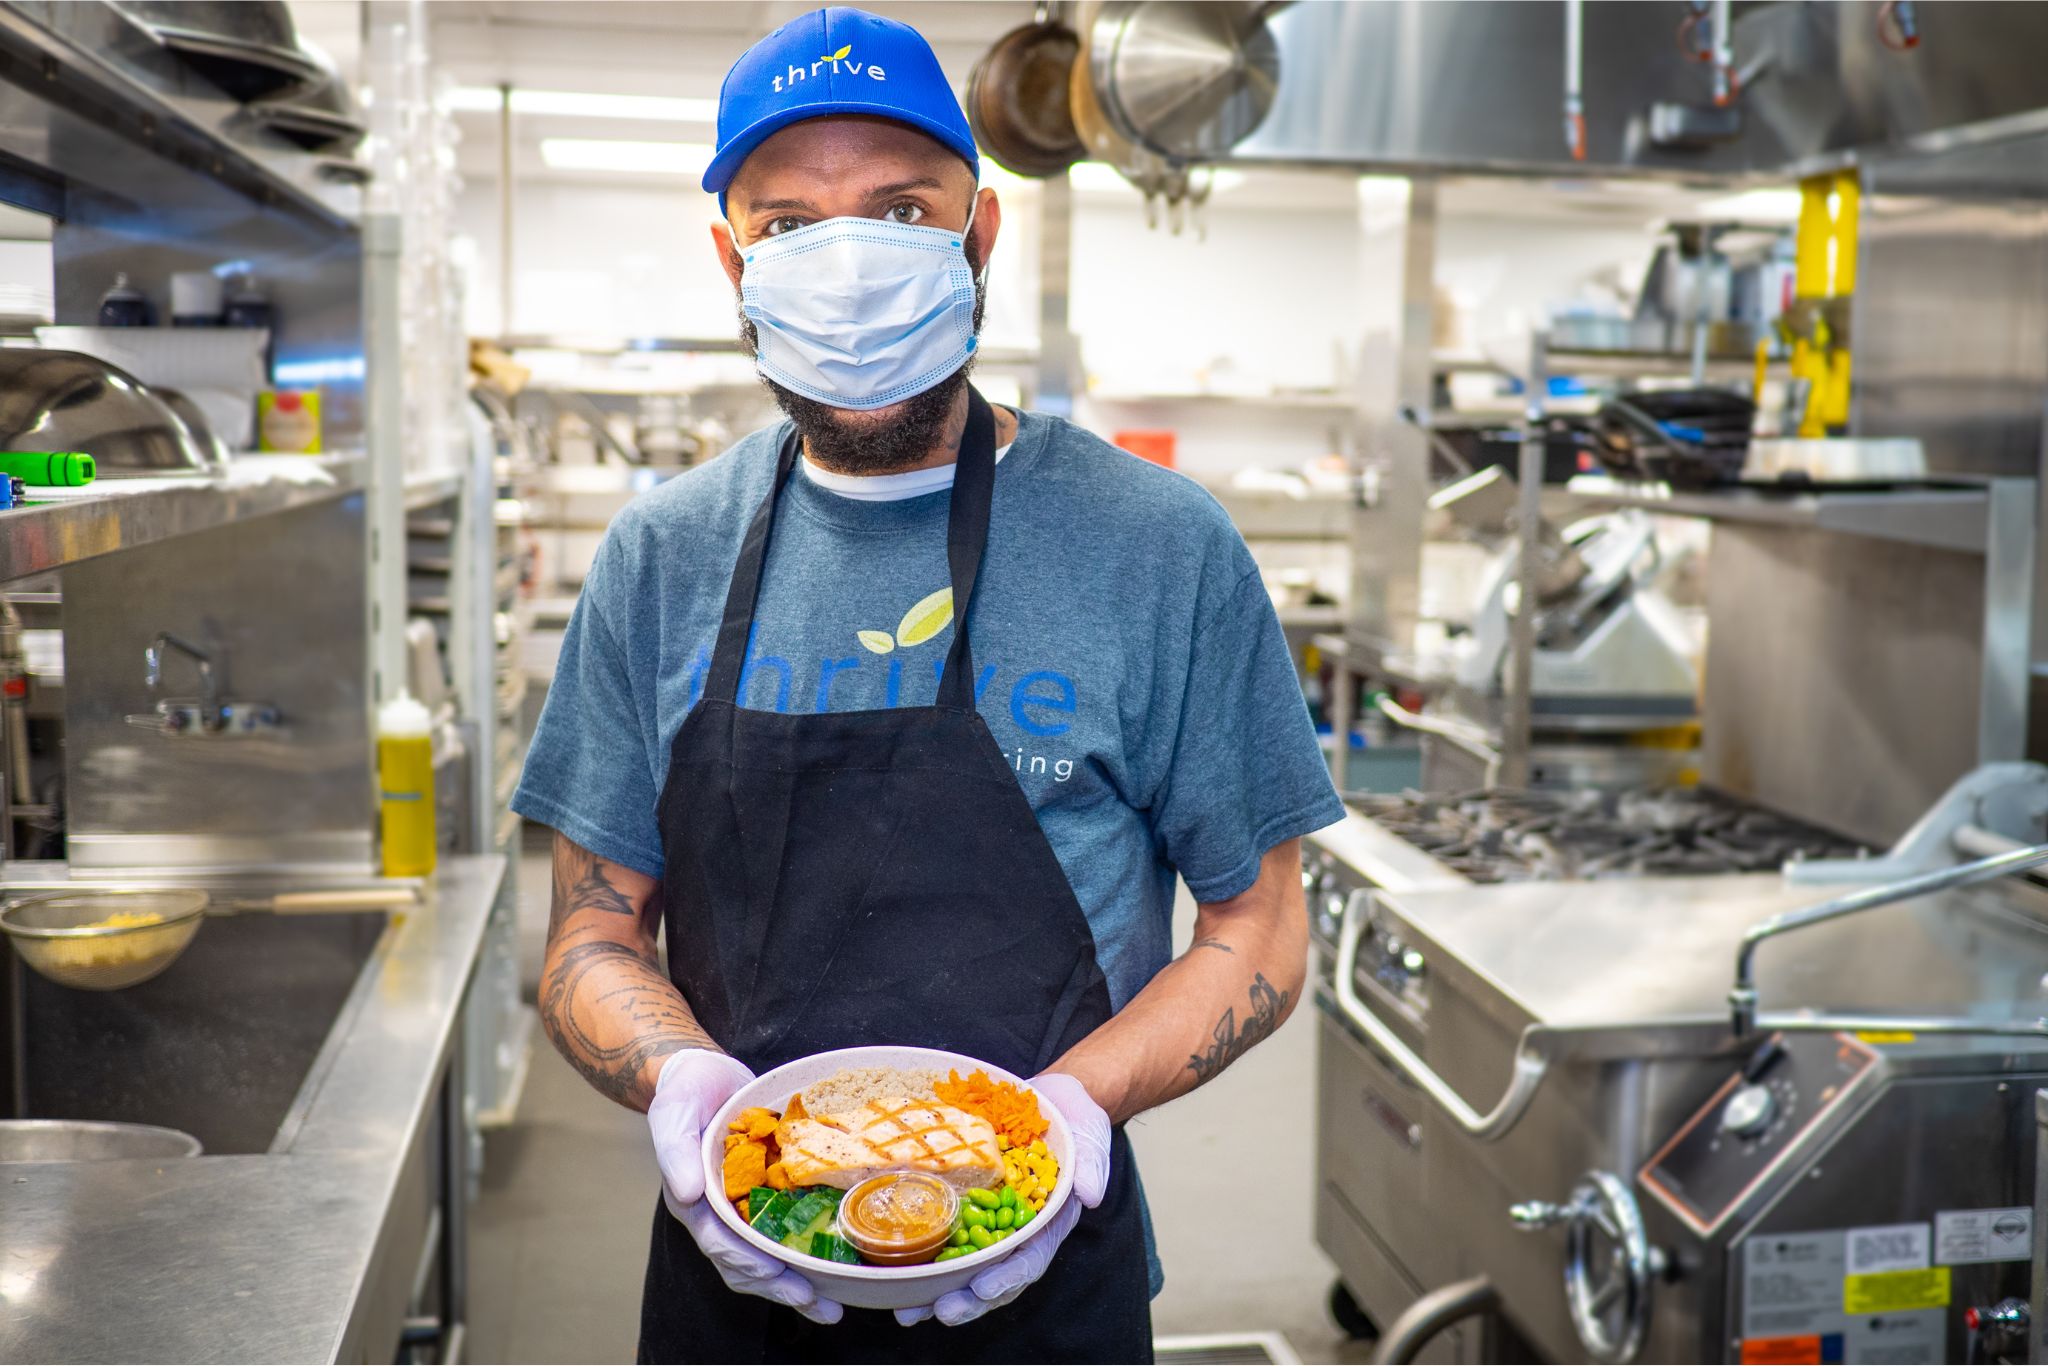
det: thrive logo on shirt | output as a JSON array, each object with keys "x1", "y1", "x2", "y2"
[{"x1": 682, "y1": 581, "x2": 1083, "y2": 784}]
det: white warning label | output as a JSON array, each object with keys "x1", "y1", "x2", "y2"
[
  {"x1": 1935, "y1": 1206, "x2": 2032, "y2": 1265},
  {"x1": 1743, "y1": 1232, "x2": 1844, "y2": 1338},
  {"x1": 1843, "y1": 1309, "x2": 1946, "y2": 1364},
  {"x1": 1845, "y1": 1223, "x2": 1929, "y2": 1275}
]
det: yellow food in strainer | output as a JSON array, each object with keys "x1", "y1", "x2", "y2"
[{"x1": 40, "y1": 911, "x2": 172, "y2": 969}]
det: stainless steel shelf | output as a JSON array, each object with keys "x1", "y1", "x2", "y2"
[
  {"x1": 1087, "y1": 389, "x2": 1357, "y2": 411},
  {"x1": 1207, "y1": 487, "x2": 1354, "y2": 541},
  {"x1": 1568, "y1": 475, "x2": 1994, "y2": 553},
  {"x1": 0, "y1": 3, "x2": 358, "y2": 231},
  {"x1": 498, "y1": 334, "x2": 1040, "y2": 368},
  {"x1": 499, "y1": 333, "x2": 746, "y2": 355},
  {"x1": 0, "y1": 466, "x2": 363, "y2": 583},
  {"x1": 1544, "y1": 347, "x2": 1790, "y2": 383},
  {"x1": 403, "y1": 469, "x2": 466, "y2": 511}
]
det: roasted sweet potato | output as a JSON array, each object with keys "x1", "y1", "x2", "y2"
[{"x1": 723, "y1": 1137, "x2": 768, "y2": 1200}]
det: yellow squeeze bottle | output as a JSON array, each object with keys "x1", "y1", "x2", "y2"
[{"x1": 378, "y1": 691, "x2": 437, "y2": 877}]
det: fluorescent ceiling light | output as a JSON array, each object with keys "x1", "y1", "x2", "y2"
[
  {"x1": 1695, "y1": 187, "x2": 1804, "y2": 222},
  {"x1": 449, "y1": 87, "x2": 718, "y2": 123},
  {"x1": 1068, "y1": 162, "x2": 1134, "y2": 193},
  {"x1": 539, "y1": 138, "x2": 715, "y2": 174},
  {"x1": 1067, "y1": 162, "x2": 1244, "y2": 195}
]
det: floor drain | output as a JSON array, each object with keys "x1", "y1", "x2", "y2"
[{"x1": 1154, "y1": 1330, "x2": 1303, "y2": 1365}]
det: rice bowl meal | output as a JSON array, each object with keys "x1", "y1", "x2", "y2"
[{"x1": 701, "y1": 1046, "x2": 1077, "y2": 1311}]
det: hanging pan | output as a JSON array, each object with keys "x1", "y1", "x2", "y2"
[{"x1": 969, "y1": 18, "x2": 1087, "y2": 178}]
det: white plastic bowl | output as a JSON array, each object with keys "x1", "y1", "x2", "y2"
[{"x1": 701, "y1": 1045, "x2": 1074, "y2": 1311}]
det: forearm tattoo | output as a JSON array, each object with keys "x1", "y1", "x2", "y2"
[
  {"x1": 540, "y1": 932, "x2": 713, "y2": 1106},
  {"x1": 1185, "y1": 972, "x2": 1291, "y2": 1085},
  {"x1": 542, "y1": 838, "x2": 714, "y2": 1107},
  {"x1": 1190, "y1": 937, "x2": 1235, "y2": 956}
]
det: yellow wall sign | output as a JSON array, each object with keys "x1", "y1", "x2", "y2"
[{"x1": 1843, "y1": 1266, "x2": 1950, "y2": 1315}]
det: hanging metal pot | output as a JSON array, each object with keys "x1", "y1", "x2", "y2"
[
  {"x1": 1069, "y1": 0, "x2": 1175, "y2": 220},
  {"x1": 1088, "y1": 0, "x2": 1282, "y2": 162},
  {"x1": 968, "y1": 20, "x2": 1087, "y2": 178}
]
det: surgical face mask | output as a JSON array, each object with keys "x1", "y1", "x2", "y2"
[{"x1": 734, "y1": 205, "x2": 981, "y2": 411}]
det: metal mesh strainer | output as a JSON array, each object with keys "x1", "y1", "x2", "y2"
[{"x1": 0, "y1": 888, "x2": 210, "y2": 990}]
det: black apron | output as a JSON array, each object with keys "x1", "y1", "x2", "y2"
[{"x1": 639, "y1": 389, "x2": 1154, "y2": 1364}]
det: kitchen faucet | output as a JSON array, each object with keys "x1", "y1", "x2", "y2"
[{"x1": 129, "y1": 632, "x2": 281, "y2": 737}]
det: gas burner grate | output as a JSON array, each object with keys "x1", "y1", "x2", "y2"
[{"x1": 1352, "y1": 787, "x2": 1867, "y2": 883}]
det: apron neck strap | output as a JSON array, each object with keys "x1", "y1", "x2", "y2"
[
  {"x1": 937, "y1": 387, "x2": 997, "y2": 709},
  {"x1": 703, "y1": 386, "x2": 1000, "y2": 712}
]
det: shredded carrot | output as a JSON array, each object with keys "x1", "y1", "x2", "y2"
[{"x1": 933, "y1": 1068, "x2": 1049, "y2": 1147}]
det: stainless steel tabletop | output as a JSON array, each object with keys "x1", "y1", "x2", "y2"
[
  {"x1": 1375, "y1": 871, "x2": 2048, "y2": 1044},
  {"x1": 0, "y1": 854, "x2": 506, "y2": 1364}
]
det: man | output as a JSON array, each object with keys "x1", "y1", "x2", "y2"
[{"x1": 512, "y1": 8, "x2": 1344, "y2": 1362}]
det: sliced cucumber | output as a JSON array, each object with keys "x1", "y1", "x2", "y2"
[
  {"x1": 809, "y1": 1231, "x2": 865, "y2": 1265},
  {"x1": 748, "y1": 1189, "x2": 800, "y2": 1241},
  {"x1": 777, "y1": 1190, "x2": 840, "y2": 1253}
]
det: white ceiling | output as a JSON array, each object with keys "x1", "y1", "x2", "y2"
[
  {"x1": 417, "y1": 1, "x2": 1773, "y2": 227},
  {"x1": 430, "y1": 0, "x2": 1030, "y2": 188},
  {"x1": 428, "y1": 1, "x2": 1026, "y2": 97}
]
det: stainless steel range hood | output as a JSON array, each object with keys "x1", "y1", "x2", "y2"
[{"x1": 1231, "y1": 1, "x2": 2048, "y2": 178}]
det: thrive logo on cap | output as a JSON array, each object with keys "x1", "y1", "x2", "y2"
[
  {"x1": 770, "y1": 42, "x2": 875, "y2": 92},
  {"x1": 702, "y1": 6, "x2": 978, "y2": 208}
]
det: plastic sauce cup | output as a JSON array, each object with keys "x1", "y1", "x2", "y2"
[{"x1": 837, "y1": 1172, "x2": 959, "y2": 1266}]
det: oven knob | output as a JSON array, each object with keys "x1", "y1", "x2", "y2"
[{"x1": 1721, "y1": 1082, "x2": 1776, "y2": 1137}]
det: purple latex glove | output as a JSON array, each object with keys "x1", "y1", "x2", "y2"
[
  {"x1": 894, "y1": 1070, "x2": 1113, "y2": 1328},
  {"x1": 647, "y1": 1048, "x2": 844, "y2": 1326}
]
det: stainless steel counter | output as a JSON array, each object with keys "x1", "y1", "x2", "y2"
[
  {"x1": 0, "y1": 854, "x2": 506, "y2": 1363},
  {"x1": 1374, "y1": 871, "x2": 2048, "y2": 1054}
]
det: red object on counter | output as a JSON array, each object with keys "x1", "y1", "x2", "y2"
[{"x1": 1113, "y1": 430, "x2": 1176, "y2": 468}]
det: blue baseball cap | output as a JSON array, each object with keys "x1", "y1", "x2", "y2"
[{"x1": 702, "y1": 7, "x2": 979, "y2": 211}]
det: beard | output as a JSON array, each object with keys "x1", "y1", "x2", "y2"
[{"x1": 736, "y1": 269, "x2": 989, "y2": 476}]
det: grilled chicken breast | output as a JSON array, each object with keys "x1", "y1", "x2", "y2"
[{"x1": 778, "y1": 1096, "x2": 1002, "y2": 1190}]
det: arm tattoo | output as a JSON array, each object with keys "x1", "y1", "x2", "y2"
[
  {"x1": 540, "y1": 933, "x2": 715, "y2": 1106},
  {"x1": 543, "y1": 835, "x2": 716, "y2": 1108},
  {"x1": 1185, "y1": 973, "x2": 1291, "y2": 1085},
  {"x1": 550, "y1": 838, "x2": 640, "y2": 930},
  {"x1": 1190, "y1": 937, "x2": 1235, "y2": 956}
]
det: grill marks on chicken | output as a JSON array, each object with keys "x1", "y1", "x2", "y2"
[{"x1": 778, "y1": 1095, "x2": 1003, "y2": 1190}]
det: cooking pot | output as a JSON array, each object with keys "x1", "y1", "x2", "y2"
[{"x1": 968, "y1": 21, "x2": 1086, "y2": 178}]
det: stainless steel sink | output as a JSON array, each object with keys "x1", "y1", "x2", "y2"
[
  {"x1": 7, "y1": 906, "x2": 391, "y2": 1154},
  {"x1": 0, "y1": 1118, "x2": 203, "y2": 1161}
]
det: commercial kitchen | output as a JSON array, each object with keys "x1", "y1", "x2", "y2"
[{"x1": 9, "y1": 1, "x2": 2048, "y2": 1363}]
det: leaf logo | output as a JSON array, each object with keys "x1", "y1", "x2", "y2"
[
  {"x1": 857, "y1": 630, "x2": 894, "y2": 655},
  {"x1": 895, "y1": 587, "x2": 954, "y2": 648},
  {"x1": 823, "y1": 44, "x2": 852, "y2": 61}
]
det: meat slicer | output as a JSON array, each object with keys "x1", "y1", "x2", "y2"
[{"x1": 1436, "y1": 467, "x2": 1699, "y2": 740}]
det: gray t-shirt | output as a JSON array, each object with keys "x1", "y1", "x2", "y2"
[{"x1": 514, "y1": 408, "x2": 1344, "y2": 1010}]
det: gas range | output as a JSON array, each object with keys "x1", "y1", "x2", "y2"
[
  {"x1": 1302, "y1": 777, "x2": 2048, "y2": 1363},
  {"x1": 1343, "y1": 786, "x2": 1866, "y2": 884}
]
